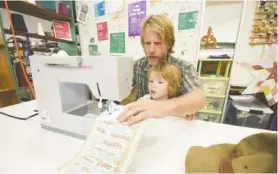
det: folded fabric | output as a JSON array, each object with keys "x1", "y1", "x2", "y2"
[{"x1": 185, "y1": 132, "x2": 277, "y2": 173}]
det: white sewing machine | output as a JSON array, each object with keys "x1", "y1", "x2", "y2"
[{"x1": 29, "y1": 56, "x2": 133, "y2": 139}]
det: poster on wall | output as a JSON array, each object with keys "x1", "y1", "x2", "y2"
[
  {"x1": 110, "y1": 32, "x2": 125, "y2": 54},
  {"x1": 128, "y1": 0, "x2": 146, "y2": 37},
  {"x1": 88, "y1": 44, "x2": 98, "y2": 56},
  {"x1": 77, "y1": 3, "x2": 89, "y2": 24},
  {"x1": 178, "y1": 11, "x2": 198, "y2": 30},
  {"x1": 97, "y1": 22, "x2": 108, "y2": 41},
  {"x1": 53, "y1": 21, "x2": 72, "y2": 41},
  {"x1": 94, "y1": 0, "x2": 105, "y2": 17}
]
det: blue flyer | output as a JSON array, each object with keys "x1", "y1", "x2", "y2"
[{"x1": 94, "y1": 1, "x2": 105, "y2": 17}]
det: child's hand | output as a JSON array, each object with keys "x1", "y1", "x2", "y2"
[
  {"x1": 184, "y1": 115, "x2": 195, "y2": 121},
  {"x1": 117, "y1": 99, "x2": 166, "y2": 125}
]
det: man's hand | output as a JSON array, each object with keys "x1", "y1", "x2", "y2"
[
  {"x1": 117, "y1": 88, "x2": 206, "y2": 125},
  {"x1": 117, "y1": 99, "x2": 166, "y2": 125}
]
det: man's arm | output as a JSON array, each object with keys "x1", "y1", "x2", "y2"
[
  {"x1": 120, "y1": 86, "x2": 138, "y2": 105},
  {"x1": 117, "y1": 89, "x2": 206, "y2": 124},
  {"x1": 120, "y1": 60, "x2": 139, "y2": 105},
  {"x1": 155, "y1": 88, "x2": 206, "y2": 117}
]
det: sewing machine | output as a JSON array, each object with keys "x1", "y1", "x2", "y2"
[{"x1": 29, "y1": 56, "x2": 133, "y2": 139}]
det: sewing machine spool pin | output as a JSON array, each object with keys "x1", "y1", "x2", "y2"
[{"x1": 96, "y1": 82, "x2": 103, "y2": 109}]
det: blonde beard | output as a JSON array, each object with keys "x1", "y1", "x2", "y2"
[{"x1": 147, "y1": 54, "x2": 169, "y2": 66}]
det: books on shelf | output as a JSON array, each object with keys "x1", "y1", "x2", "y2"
[{"x1": 53, "y1": 21, "x2": 72, "y2": 41}]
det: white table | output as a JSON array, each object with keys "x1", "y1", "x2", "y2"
[{"x1": 0, "y1": 100, "x2": 275, "y2": 173}]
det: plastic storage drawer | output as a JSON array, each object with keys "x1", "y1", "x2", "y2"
[
  {"x1": 200, "y1": 79, "x2": 228, "y2": 95},
  {"x1": 204, "y1": 96, "x2": 225, "y2": 111},
  {"x1": 195, "y1": 112, "x2": 221, "y2": 123}
]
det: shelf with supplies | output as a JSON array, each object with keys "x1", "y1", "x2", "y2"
[
  {"x1": 4, "y1": 29, "x2": 75, "y2": 44},
  {"x1": 196, "y1": 58, "x2": 233, "y2": 123},
  {"x1": 8, "y1": 47, "x2": 51, "y2": 53},
  {"x1": 200, "y1": 42, "x2": 235, "y2": 50},
  {"x1": 195, "y1": 112, "x2": 222, "y2": 123},
  {"x1": 0, "y1": 1, "x2": 71, "y2": 22},
  {"x1": 198, "y1": 58, "x2": 233, "y2": 79},
  {"x1": 249, "y1": 1, "x2": 277, "y2": 45},
  {"x1": 0, "y1": 1, "x2": 78, "y2": 105},
  {"x1": 199, "y1": 109, "x2": 222, "y2": 114}
]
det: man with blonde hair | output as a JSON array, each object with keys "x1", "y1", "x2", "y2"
[{"x1": 118, "y1": 14, "x2": 206, "y2": 125}]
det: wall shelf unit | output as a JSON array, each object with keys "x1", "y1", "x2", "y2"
[
  {"x1": 0, "y1": 1, "x2": 71, "y2": 21},
  {"x1": 196, "y1": 58, "x2": 233, "y2": 123},
  {"x1": 4, "y1": 29, "x2": 75, "y2": 44},
  {"x1": 0, "y1": 15, "x2": 19, "y2": 107},
  {"x1": 8, "y1": 47, "x2": 51, "y2": 53},
  {"x1": 0, "y1": 0, "x2": 78, "y2": 105}
]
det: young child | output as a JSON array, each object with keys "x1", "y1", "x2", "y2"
[
  {"x1": 141, "y1": 61, "x2": 195, "y2": 120},
  {"x1": 142, "y1": 61, "x2": 181, "y2": 100},
  {"x1": 120, "y1": 62, "x2": 180, "y2": 104}
]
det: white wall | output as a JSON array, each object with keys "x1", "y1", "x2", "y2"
[
  {"x1": 2, "y1": 0, "x2": 267, "y2": 87},
  {"x1": 77, "y1": 0, "x2": 269, "y2": 87},
  {"x1": 76, "y1": 0, "x2": 204, "y2": 64},
  {"x1": 200, "y1": 1, "x2": 243, "y2": 43},
  {"x1": 229, "y1": 0, "x2": 265, "y2": 87}
]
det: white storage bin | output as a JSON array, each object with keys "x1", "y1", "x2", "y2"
[
  {"x1": 195, "y1": 112, "x2": 221, "y2": 123},
  {"x1": 235, "y1": 110, "x2": 271, "y2": 129},
  {"x1": 200, "y1": 79, "x2": 228, "y2": 95},
  {"x1": 204, "y1": 97, "x2": 225, "y2": 111},
  {"x1": 229, "y1": 95, "x2": 274, "y2": 129}
]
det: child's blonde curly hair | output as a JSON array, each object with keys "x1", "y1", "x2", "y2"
[{"x1": 147, "y1": 61, "x2": 182, "y2": 98}]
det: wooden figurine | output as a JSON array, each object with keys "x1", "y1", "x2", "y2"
[{"x1": 200, "y1": 26, "x2": 217, "y2": 49}]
